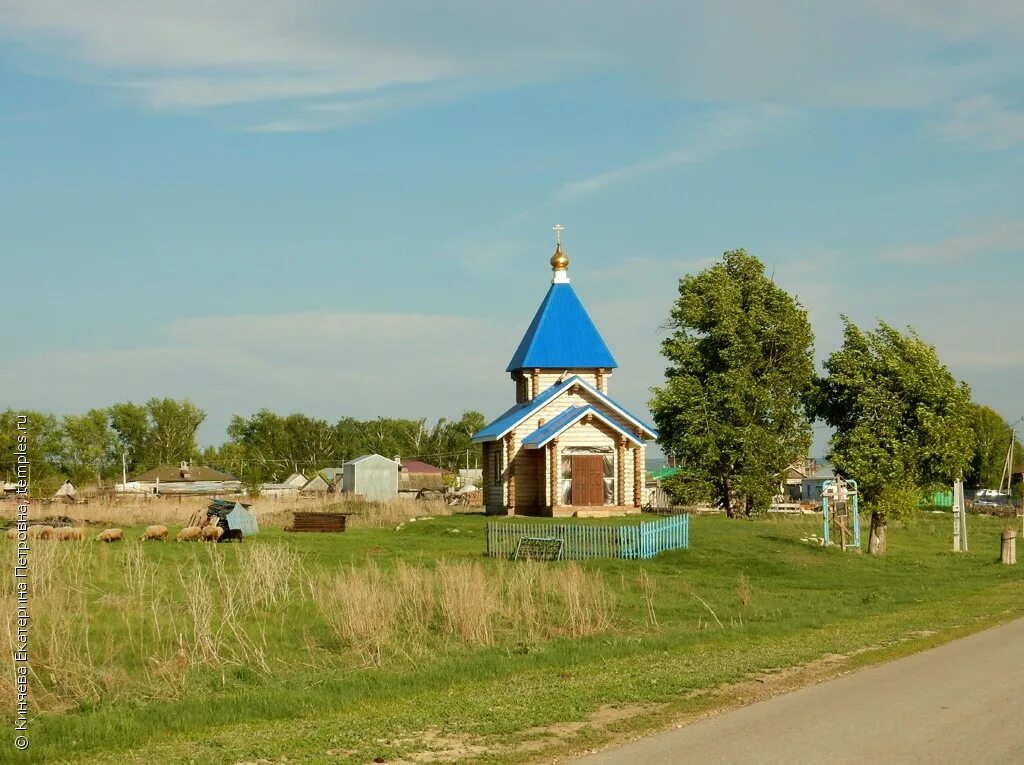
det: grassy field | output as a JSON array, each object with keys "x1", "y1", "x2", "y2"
[{"x1": 2, "y1": 505, "x2": 1022, "y2": 765}]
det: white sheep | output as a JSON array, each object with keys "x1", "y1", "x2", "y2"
[
  {"x1": 28, "y1": 525, "x2": 55, "y2": 540},
  {"x1": 96, "y1": 528, "x2": 124, "y2": 543},
  {"x1": 176, "y1": 526, "x2": 203, "y2": 542},
  {"x1": 141, "y1": 524, "x2": 168, "y2": 542}
]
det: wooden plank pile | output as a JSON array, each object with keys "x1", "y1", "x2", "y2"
[{"x1": 286, "y1": 511, "x2": 347, "y2": 533}]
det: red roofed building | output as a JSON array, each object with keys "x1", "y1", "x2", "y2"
[
  {"x1": 399, "y1": 460, "x2": 443, "y2": 474},
  {"x1": 398, "y1": 459, "x2": 447, "y2": 492}
]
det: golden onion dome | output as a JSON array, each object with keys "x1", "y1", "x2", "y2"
[{"x1": 550, "y1": 243, "x2": 569, "y2": 271}]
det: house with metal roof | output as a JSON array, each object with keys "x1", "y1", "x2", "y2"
[
  {"x1": 472, "y1": 232, "x2": 657, "y2": 517},
  {"x1": 300, "y1": 474, "x2": 330, "y2": 493},
  {"x1": 282, "y1": 472, "x2": 308, "y2": 489},
  {"x1": 300, "y1": 467, "x2": 344, "y2": 494},
  {"x1": 117, "y1": 462, "x2": 241, "y2": 495}
]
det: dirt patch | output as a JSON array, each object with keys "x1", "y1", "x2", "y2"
[
  {"x1": 517, "y1": 703, "x2": 665, "y2": 753},
  {"x1": 369, "y1": 729, "x2": 489, "y2": 764}
]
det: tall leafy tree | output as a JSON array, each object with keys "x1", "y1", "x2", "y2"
[
  {"x1": 440, "y1": 411, "x2": 487, "y2": 472},
  {"x1": 200, "y1": 441, "x2": 245, "y2": 477},
  {"x1": 333, "y1": 417, "x2": 367, "y2": 465},
  {"x1": 0, "y1": 409, "x2": 64, "y2": 495},
  {"x1": 285, "y1": 414, "x2": 337, "y2": 475},
  {"x1": 815, "y1": 319, "x2": 974, "y2": 551},
  {"x1": 965, "y1": 404, "x2": 1020, "y2": 489},
  {"x1": 60, "y1": 409, "x2": 117, "y2": 486},
  {"x1": 227, "y1": 410, "x2": 290, "y2": 481},
  {"x1": 110, "y1": 401, "x2": 153, "y2": 472},
  {"x1": 649, "y1": 250, "x2": 815, "y2": 516},
  {"x1": 144, "y1": 398, "x2": 205, "y2": 466}
]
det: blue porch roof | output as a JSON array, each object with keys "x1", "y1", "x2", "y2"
[
  {"x1": 506, "y1": 282, "x2": 617, "y2": 372},
  {"x1": 471, "y1": 374, "x2": 658, "y2": 442},
  {"x1": 521, "y1": 404, "x2": 645, "y2": 449},
  {"x1": 471, "y1": 377, "x2": 574, "y2": 442}
]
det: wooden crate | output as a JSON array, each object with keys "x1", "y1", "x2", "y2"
[{"x1": 286, "y1": 511, "x2": 347, "y2": 533}]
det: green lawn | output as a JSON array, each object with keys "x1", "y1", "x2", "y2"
[{"x1": 7, "y1": 511, "x2": 1023, "y2": 765}]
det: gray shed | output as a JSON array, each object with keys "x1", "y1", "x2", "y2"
[
  {"x1": 302, "y1": 474, "x2": 330, "y2": 493},
  {"x1": 343, "y1": 454, "x2": 399, "y2": 500}
]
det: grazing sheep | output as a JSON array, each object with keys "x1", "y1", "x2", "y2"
[
  {"x1": 175, "y1": 526, "x2": 203, "y2": 542},
  {"x1": 28, "y1": 525, "x2": 55, "y2": 540},
  {"x1": 200, "y1": 525, "x2": 224, "y2": 542},
  {"x1": 54, "y1": 527, "x2": 84, "y2": 541},
  {"x1": 96, "y1": 528, "x2": 124, "y2": 543},
  {"x1": 5, "y1": 528, "x2": 18, "y2": 540},
  {"x1": 141, "y1": 524, "x2": 168, "y2": 542}
]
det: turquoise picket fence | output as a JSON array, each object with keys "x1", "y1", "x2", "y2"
[
  {"x1": 922, "y1": 490, "x2": 953, "y2": 508},
  {"x1": 486, "y1": 514, "x2": 689, "y2": 561}
]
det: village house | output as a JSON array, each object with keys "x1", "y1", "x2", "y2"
[
  {"x1": 801, "y1": 459, "x2": 835, "y2": 501},
  {"x1": 301, "y1": 467, "x2": 343, "y2": 494},
  {"x1": 259, "y1": 472, "x2": 308, "y2": 499},
  {"x1": 301, "y1": 474, "x2": 330, "y2": 493},
  {"x1": 398, "y1": 459, "x2": 447, "y2": 492},
  {"x1": 472, "y1": 233, "x2": 657, "y2": 517},
  {"x1": 117, "y1": 461, "x2": 241, "y2": 495}
]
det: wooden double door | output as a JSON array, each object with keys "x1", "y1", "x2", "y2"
[{"x1": 570, "y1": 455, "x2": 606, "y2": 506}]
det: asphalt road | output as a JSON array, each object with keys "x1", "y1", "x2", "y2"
[{"x1": 572, "y1": 618, "x2": 1024, "y2": 765}]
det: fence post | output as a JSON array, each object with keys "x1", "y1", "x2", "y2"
[{"x1": 1001, "y1": 529, "x2": 1017, "y2": 565}]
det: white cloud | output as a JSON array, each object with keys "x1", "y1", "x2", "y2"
[
  {"x1": 879, "y1": 222, "x2": 1024, "y2": 263},
  {"x1": 244, "y1": 84, "x2": 475, "y2": 133},
  {"x1": 0, "y1": 1, "x2": 1021, "y2": 129},
  {"x1": 555, "y1": 105, "x2": 793, "y2": 200},
  {"x1": 934, "y1": 95, "x2": 1024, "y2": 151}
]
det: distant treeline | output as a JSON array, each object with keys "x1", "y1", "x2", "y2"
[{"x1": 0, "y1": 400, "x2": 485, "y2": 494}]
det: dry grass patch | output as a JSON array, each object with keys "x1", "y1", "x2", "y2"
[{"x1": 312, "y1": 559, "x2": 617, "y2": 666}]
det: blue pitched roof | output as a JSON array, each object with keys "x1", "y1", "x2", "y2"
[
  {"x1": 471, "y1": 377, "x2": 574, "y2": 442},
  {"x1": 521, "y1": 404, "x2": 644, "y2": 449},
  {"x1": 506, "y1": 282, "x2": 617, "y2": 372},
  {"x1": 471, "y1": 375, "x2": 658, "y2": 442}
]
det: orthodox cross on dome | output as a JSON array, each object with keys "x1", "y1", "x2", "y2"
[{"x1": 550, "y1": 225, "x2": 569, "y2": 282}]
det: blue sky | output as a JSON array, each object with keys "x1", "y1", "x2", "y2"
[{"x1": 1, "y1": 2, "x2": 1022, "y2": 453}]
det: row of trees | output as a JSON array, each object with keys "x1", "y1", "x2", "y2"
[
  {"x1": 0, "y1": 402, "x2": 485, "y2": 494},
  {"x1": 0, "y1": 399, "x2": 206, "y2": 492},
  {"x1": 651, "y1": 250, "x2": 1016, "y2": 537},
  {"x1": 215, "y1": 410, "x2": 485, "y2": 484}
]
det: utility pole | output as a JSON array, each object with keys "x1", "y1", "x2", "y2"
[
  {"x1": 953, "y1": 478, "x2": 967, "y2": 552},
  {"x1": 999, "y1": 433, "x2": 1014, "y2": 495}
]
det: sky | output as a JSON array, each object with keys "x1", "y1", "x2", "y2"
[{"x1": 1, "y1": 2, "x2": 1022, "y2": 456}]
